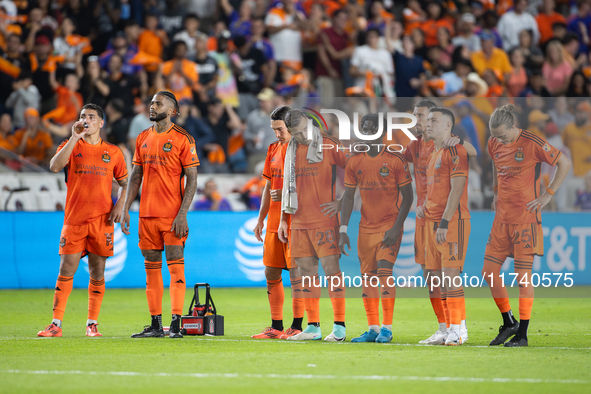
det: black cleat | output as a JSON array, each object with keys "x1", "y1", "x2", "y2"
[
  {"x1": 489, "y1": 322, "x2": 519, "y2": 346},
  {"x1": 504, "y1": 335, "x2": 528, "y2": 347},
  {"x1": 169, "y1": 329, "x2": 183, "y2": 338},
  {"x1": 131, "y1": 325, "x2": 165, "y2": 338}
]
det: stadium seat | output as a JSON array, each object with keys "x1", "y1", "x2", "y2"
[
  {"x1": 0, "y1": 173, "x2": 21, "y2": 192},
  {"x1": 18, "y1": 174, "x2": 61, "y2": 193},
  {"x1": 3, "y1": 190, "x2": 39, "y2": 211},
  {"x1": 35, "y1": 190, "x2": 67, "y2": 211}
]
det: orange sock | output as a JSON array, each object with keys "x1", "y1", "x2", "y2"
[
  {"x1": 145, "y1": 260, "x2": 163, "y2": 316},
  {"x1": 494, "y1": 298, "x2": 512, "y2": 313},
  {"x1": 167, "y1": 259, "x2": 185, "y2": 315},
  {"x1": 377, "y1": 268, "x2": 395, "y2": 326},
  {"x1": 461, "y1": 299, "x2": 466, "y2": 321},
  {"x1": 429, "y1": 286, "x2": 446, "y2": 323},
  {"x1": 447, "y1": 288, "x2": 465, "y2": 326},
  {"x1": 519, "y1": 297, "x2": 534, "y2": 320},
  {"x1": 267, "y1": 278, "x2": 284, "y2": 321},
  {"x1": 52, "y1": 275, "x2": 74, "y2": 321},
  {"x1": 88, "y1": 278, "x2": 105, "y2": 321},
  {"x1": 328, "y1": 271, "x2": 346, "y2": 322},
  {"x1": 362, "y1": 276, "x2": 380, "y2": 326},
  {"x1": 303, "y1": 275, "x2": 321, "y2": 323},
  {"x1": 290, "y1": 277, "x2": 305, "y2": 318}
]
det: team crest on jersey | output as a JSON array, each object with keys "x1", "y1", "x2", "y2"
[
  {"x1": 514, "y1": 151, "x2": 525, "y2": 162},
  {"x1": 435, "y1": 158, "x2": 442, "y2": 169},
  {"x1": 543, "y1": 143, "x2": 551, "y2": 152},
  {"x1": 163, "y1": 142, "x2": 173, "y2": 152},
  {"x1": 379, "y1": 166, "x2": 389, "y2": 177},
  {"x1": 452, "y1": 156, "x2": 459, "y2": 165},
  {"x1": 102, "y1": 153, "x2": 111, "y2": 163}
]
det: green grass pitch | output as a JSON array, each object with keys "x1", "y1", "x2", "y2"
[{"x1": 1, "y1": 287, "x2": 590, "y2": 393}]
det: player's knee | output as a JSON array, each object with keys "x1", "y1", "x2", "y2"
[
  {"x1": 265, "y1": 267, "x2": 282, "y2": 281},
  {"x1": 165, "y1": 245, "x2": 184, "y2": 261},
  {"x1": 141, "y1": 249, "x2": 162, "y2": 262}
]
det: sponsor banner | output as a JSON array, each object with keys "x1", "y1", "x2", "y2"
[{"x1": 0, "y1": 212, "x2": 590, "y2": 289}]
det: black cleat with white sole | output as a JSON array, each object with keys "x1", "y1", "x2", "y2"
[
  {"x1": 504, "y1": 335, "x2": 528, "y2": 347},
  {"x1": 131, "y1": 325, "x2": 165, "y2": 338},
  {"x1": 489, "y1": 322, "x2": 519, "y2": 346}
]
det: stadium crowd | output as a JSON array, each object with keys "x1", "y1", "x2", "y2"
[{"x1": 0, "y1": 0, "x2": 591, "y2": 210}]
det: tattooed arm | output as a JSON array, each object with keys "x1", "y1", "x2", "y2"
[
  {"x1": 171, "y1": 166, "x2": 198, "y2": 238},
  {"x1": 119, "y1": 164, "x2": 143, "y2": 235}
]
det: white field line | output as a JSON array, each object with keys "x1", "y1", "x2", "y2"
[{"x1": 0, "y1": 369, "x2": 589, "y2": 384}]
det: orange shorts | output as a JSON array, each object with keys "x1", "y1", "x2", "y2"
[
  {"x1": 291, "y1": 226, "x2": 340, "y2": 259},
  {"x1": 358, "y1": 231, "x2": 403, "y2": 274},
  {"x1": 485, "y1": 221, "x2": 543, "y2": 260},
  {"x1": 414, "y1": 223, "x2": 427, "y2": 266},
  {"x1": 425, "y1": 219, "x2": 470, "y2": 271},
  {"x1": 263, "y1": 231, "x2": 293, "y2": 269},
  {"x1": 138, "y1": 217, "x2": 188, "y2": 251},
  {"x1": 59, "y1": 214, "x2": 114, "y2": 257}
]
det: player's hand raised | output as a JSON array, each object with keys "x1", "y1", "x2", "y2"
[
  {"x1": 71, "y1": 120, "x2": 89, "y2": 139},
  {"x1": 436, "y1": 227, "x2": 447, "y2": 244},
  {"x1": 339, "y1": 233, "x2": 351, "y2": 256},
  {"x1": 278, "y1": 220, "x2": 289, "y2": 243},
  {"x1": 270, "y1": 189, "x2": 282, "y2": 202},
  {"x1": 120, "y1": 210, "x2": 131, "y2": 235},
  {"x1": 171, "y1": 214, "x2": 188, "y2": 239},
  {"x1": 526, "y1": 192, "x2": 552, "y2": 213},
  {"x1": 253, "y1": 220, "x2": 265, "y2": 242}
]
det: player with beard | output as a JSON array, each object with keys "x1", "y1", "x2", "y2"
[{"x1": 120, "y1": 91, "x2": 199, "y2": 339}]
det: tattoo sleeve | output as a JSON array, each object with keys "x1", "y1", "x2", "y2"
[
  {"x1": 124, "y1": 164, "x2": 143, "y2": 211},
  {"x1": 178, "y1": 166, "x2": 198, "y2": 216}
]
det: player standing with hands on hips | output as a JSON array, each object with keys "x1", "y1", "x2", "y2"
[
  {"x1": 120, "y1": 91, "x2": 199, "y2": 339},
  {"x1": 38, "y1": 104, "x2": 128, "y2": 338}
]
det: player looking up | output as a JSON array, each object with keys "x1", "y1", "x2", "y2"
[
  {"x1": 38, "y1": 104, "x2": 128, "y2": 338},
  {"x1": 339, "y1": 113, "x2": 414, "y2": 343},
  {"x1": 483, "y1": 104, "x2": 571, "y2": 347},
  {"x1": 121, "y1": 91, "x2": 199, "y2": 339}
]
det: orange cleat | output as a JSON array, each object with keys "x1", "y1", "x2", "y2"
[
  {"x1": 251, "y1": 327, "x2": 284, "y2": 339},
  {"x1": 37, "y1": 324, "x2": 62, "y2": 337},
  {"x1": 280, "y1": 327, "x2": 302, "y2": 339},
  {"x1": 86, "y1": 323, "x2": 102, "y2": 337}
]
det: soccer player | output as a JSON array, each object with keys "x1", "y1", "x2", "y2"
[
  {"x1": 252, "y1": 105, "x2": 306, "y2": 339},
  {"x1": 404, "y1": 100, "x2": 476, "y2": 344},
  {"x1": 339, "y1": 113, "x2": 414, "y2": 343},
  {"x1": 483, "y1": 104, "x2": 571, "y2": 347},
  {"x1": 418, "y1": 107, "x2": 471, "y2": 346},
  {"x1": 121, "y1": 91, "x2": 199, "y2": 339},
  {"x1": 278, "y1": 109, "x2": 348, "y2": 341},
  {"x1": 37, "y1": 104, "x2": 128, "y2": 337}
]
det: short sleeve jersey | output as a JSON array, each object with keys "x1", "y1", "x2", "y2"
[
  {"x1": 56, "y1": 139, "x2": 127, "y2": 225},
  {"x1": 290, "y1": 134, "x2": 348, "y2": 230},
  {"x1": 403, "y1": 135, "x2": 435, "y2": 226},
  {"x1": 489, "y1": 129, "x2": 562, "y2": 224},
  {"x1": 262, "y1": 141, "x2": 289, "y2": 233},
  {"x1": 133, "y1": 124, "x2": 200, "y2": 218},
  {"x1": 425, "y1": 144, "x2": 471, "y2": 222},
  {"x1": 345, "y1": 150, "x2": 412, "y2": 234}
]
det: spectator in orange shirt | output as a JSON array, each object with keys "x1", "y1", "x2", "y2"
[
  {"x1": 159, "y1": 41, "x2": 198, "y2": 104},
  {"x1": 536, "y1": 0, "x2": 566, "y2": 44},
  {"x1": 138, "y1": 13, "x2": 169, "y2": 72},
  {"x1": 0, "y1": 113, "x2": 14, "y2": 151},
  {"x1": 43, "y1": 72, "x2": 83, "y2": 128},
  {"x1": 421, "y1": 1, "x2": 454, "y2": 47},
  {"x1": 12, "y1": 107, "x2": 53, "y2": 166}
]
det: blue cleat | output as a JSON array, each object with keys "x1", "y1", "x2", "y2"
[
  {"x1": 351, "y1": 329, "x2": 379, "y2": 343},
  {"x1": 375, "y1": 327, "x2": 393, "y2": 343}
]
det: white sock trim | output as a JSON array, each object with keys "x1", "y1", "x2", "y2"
[
  {"x1": 369, "y1": 325, "x2": 380, "y2": 333},
  {"x1": 87, "y1": 319, "x2": 98, "y2": 326},
  {"x1": 52, "y1": 319, "x2": 62, "y2": 328}
]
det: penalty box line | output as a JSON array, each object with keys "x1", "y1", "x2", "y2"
[{"x1": 0, "y1": 369, "x2": 589, "y2": 385}]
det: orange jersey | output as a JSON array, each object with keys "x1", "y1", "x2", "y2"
[
  {"x1": 403, "y1": 135, "x2": 434, "y2": 226},
  {"x1": 132, "y1": 124, "x2": 200, "y2": 218},
  {"x1": 262, "y1": 141, "x2": 289, "y2": 232},
  {"x1": 12, "y1": 128, "x2": 53, "y2": 162},
  {"x1": 54, "y1": 85, "x2": 83, "y2": 124},
  {"x1": 56, "y1": 139, "x2": 127, "y2": 225},
  {"x1": 290, "y1": 134, "x2": 348, "y2": 230},
  {"x1": 489, "y1": 129, "x2": 562, "y2": 225},
  {"x1": 161, "y1": 59, "x2": 199, "y2": 103},
  {"x1": 345, "y1": 150, "x2": 411, "y2": 233},
  {"x1": 425, "y1": 144, "x2": 470, "y2": 222}
]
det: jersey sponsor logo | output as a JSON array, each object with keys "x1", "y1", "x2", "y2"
[
  {"x1": 75, "y1": 153, "x2": 83, "y2": 158},
  {"x1": 452, "y1": 156, "x2": 459, "y2": 165},
  {"x1": 524, "y1": 244, "x2": 531, "y2": 249},
  {"x1": 449, "y1": 256, "x2": 456, "y2": 261},
  {"x1": 142, "y1": 143, "x2": 147, "y2": 148},
  {"x1": 543, "y1": 143, "x2": 551, "y2": 152},
  {"x1": 329, "y1": 244, "x2": 337, "y2": 249},
  {"x1": 163, "y1": 142, "x2": 173, "y2": 152},
  {"x1": 379, "y1": 166, "x2": 389, "y2": 177},
  {"x1": 102, "y1": 153, "x2": 111, "y2": 163},
  {"x1": 515, "y1": 151, "x2": 524, "y2": 162},
  {"x1": 235, "y1": 217, "x2": 265, "y2": 282},
  {"x1": 435, "y1": 158, "x2": 442, "y2": 169},
  {"x1": 357, "y1": 169, "x2": 362, "y2": 175}
]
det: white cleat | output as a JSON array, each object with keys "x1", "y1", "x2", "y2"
[
  {"x1": 445, "y1": 329, "x2": 462, "y2": 346},
  {"x1": 460, "y1": 328, "x2": 468, "y2": 344},
  {"x1": 287, "y1": 326, "x2": 322, "y2": 341},
  {"x1": 419, "y1": 330, "x2": 448, "y2": 345},
  {"x1": 323, "y1": 324, "x2": 346, "y2": 342}
]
